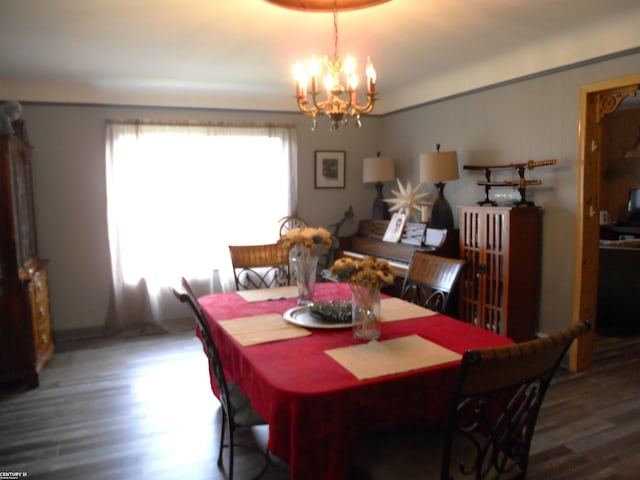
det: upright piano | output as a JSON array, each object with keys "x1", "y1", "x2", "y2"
[{"x1": 338, "y1": 219, "x2": 459, "y2": 281}]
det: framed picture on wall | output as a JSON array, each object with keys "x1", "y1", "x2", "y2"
[{"x1": 314, "y1": 151, "x2": 346, "y2": 189}]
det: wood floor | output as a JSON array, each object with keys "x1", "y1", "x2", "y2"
[
  {"x1": 1, "y1": 330, "x2": 638, "y2": 479},
  {"x1": 528, "y1": 333, "x2": 640, "y2": 480}
]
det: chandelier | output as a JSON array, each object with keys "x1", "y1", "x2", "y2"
[{"x1": 293, "y1": 1, "x2": 378, "y2": 131}]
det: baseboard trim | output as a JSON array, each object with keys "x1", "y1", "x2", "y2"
[
  {"x1": 52, "y1": 317, "x2": 194, "y2": 345},
  {"x1": 53, "y1": 326, "x2": 106, "y2": 344}
]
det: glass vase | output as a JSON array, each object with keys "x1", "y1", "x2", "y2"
[
  {"x1": 291, "y1": 248, "x2": 318, "y2": 306},
  {"x1": 351, "y1": 284, "x2": 381, "y2": 341}
]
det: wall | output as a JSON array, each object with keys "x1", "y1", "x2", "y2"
[
  {"x1": 19, "y1": 50, "x2": 640, "y2": 338},
  {"x1": 378, "y1": 51, "x2": 640, "y2": 335},
  {"x1": 21, "y1": 105, "x2": 382, "y2": 334}
]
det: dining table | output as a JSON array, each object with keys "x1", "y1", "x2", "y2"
[{"x1": 197, "y1": 281, "x2": 513, "y2": 480}]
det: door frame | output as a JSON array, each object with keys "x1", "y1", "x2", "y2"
[{"x1": 570, "y1": 73, "x2": 640, "y2": 371}]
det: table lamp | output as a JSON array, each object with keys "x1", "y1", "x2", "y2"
[
  {"x1": 363, "y1": 154, "x2": 395, "y2": 219},
  {"x1": 420, "y1": 144, "x2": 459, "y2": 229}
]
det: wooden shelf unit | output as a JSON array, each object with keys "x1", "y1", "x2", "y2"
[
  {"x1": 1, "y1": 119, "x2": 54, "y2": 387},
  {"x1": 458, "y1": 205, "x2": 541, "y2": 342}
]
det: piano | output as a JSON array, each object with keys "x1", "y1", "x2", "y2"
[{"x1": 338, "y1": 219, "x2": 459, "y2": 280}]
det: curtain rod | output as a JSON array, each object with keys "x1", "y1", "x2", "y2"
[{"x1": 106, "y1": 119, "x2": 295, "y2": 128}]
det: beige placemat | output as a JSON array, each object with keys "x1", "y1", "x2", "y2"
[
  {"x1": 380, "y1": 297, "x2": 438, "y2": 322},
  {"x1": 219, "y1": 313, "x2": 311, "y2": 346},
  {"x1": 236, "y1": 286, "x2": 299, "y2": 302},
  {"x1": 325, "y1": 334, "x2": 461, "y2": 380}
]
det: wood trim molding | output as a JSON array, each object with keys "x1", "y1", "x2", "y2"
[
  {"x1": 264, "y1": 0, "x2": 390, "y2": 12},
  {"x1": 571, "y1": 74, "x2": 640, "y2": 372},
  {"x1": 596, "y1": 86, "x2": 640, "y2": 123}
]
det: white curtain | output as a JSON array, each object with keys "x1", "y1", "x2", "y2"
[{"x1": 105, "y1": 121, "x2": 297, "y2": 335}]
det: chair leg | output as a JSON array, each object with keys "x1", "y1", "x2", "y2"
[
  {"x1": 218, "y1": 411, "x2": 227, "y2": 467},
  {"x1": 251, "y1": 449, "x2": 271, "y2": 480},
  {"x1": 228, "y1": 431, "x2": 235, "y2": 480},
  {"x1": 227, "y1": 435, "x2": 271, "y2": 480},
  {"x1": 218, "y1": 413, "x2": 270, "y2": 480}
]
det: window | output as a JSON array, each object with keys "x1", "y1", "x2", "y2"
[{"x1": 105, "y1": 121, "x2": 297, "y2": 333}]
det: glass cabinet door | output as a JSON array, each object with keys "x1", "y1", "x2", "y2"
[{"x1": 8, "y1": 137, "x2": 37, "y2": 267}]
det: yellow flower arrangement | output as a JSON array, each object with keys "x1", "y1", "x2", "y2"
[
  {"x1": 277, "y1": 226, "x2": 332, "y2": 254},
  {"x1": 329, "y1": 256, "x2": 394, "y2": 292}
]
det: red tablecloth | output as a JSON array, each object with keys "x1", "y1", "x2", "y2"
[{"x1": 198, "y1": 282, "x2": 513, "y2": 480}]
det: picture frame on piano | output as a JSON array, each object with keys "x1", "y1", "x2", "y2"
[
  {"x1": 315, "y1": 151, "x2": 346, "y2": 189},
  {"x1": 382, "y1": 212, "x2": 407, "y2": 243}
]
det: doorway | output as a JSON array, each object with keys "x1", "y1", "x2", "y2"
[{"x1": 571, "y1": 73, "x2": 640, "y2": 372}]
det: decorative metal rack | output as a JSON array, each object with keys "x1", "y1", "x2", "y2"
[{"x1": 463, "y1": 159, "x2": 557, "y2": 206}]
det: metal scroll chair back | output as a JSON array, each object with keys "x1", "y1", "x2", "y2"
[
  {"x1": 440, "y1": 321, "x2": 591, "y2": 480},
  {"x1": 400, "y1": 251, "x2": 466, "y2": 314},
  {"x1": 315, "y1": 234, "x2": 340, "y2": 278},
  {"x1": 351, "y1": 321, "x2": 591, "y2": 480},
  {"x1": 229, "y1": 243, "x2": 290, "y2": 290},
  {"x1": 278, "y1": 215, "x2": 308, "y2": 236},
  {"x1": 278, "y1": 215, "x2": 339, "y2": 280},
  {"x1": 173, "y1": 277, "x2": 267, "y2": 480}
]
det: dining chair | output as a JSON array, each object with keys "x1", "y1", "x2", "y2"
[
  {"x1": 229, "y1": 243, "x2": 290, "y2": 290},
  {"x1": 351, "y1": 321, "x2": 591, "y2": 480},
  {"x1": 277, "y1": 215, "x2": 339, "y2": 281},
  {"x1": 173, "y1": 277, "x2": 269, "y2": 480},
  {"x1": 316, "y1": 234, "x2": 341, "y2": 277},
  {"x1": 278, "y1": 214, "x2": 308, "y2": 236},
  {"x1": 400, "y1": 251, "x2": 466, "y2": 314}
]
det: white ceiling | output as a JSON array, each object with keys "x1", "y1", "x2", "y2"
[{"x1": 1, "y1": 0, "x2": 640, "y2": 115}]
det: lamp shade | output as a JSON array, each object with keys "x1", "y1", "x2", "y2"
[
  {"x1": 419, "y1": 151, "x2": 459, "y2": 183},
  {"x1": 363, "y1": 156, "x2": 395, "y2": 183}
]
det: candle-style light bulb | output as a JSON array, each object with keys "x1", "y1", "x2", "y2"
[
  {"x1": 349, "y1": 74, "x2": 358, "y2": 104},
  {"x1": 324, "y1": 72, "x2": 334, "y2": 92},
  {"x1": 366, "y1": 57, "x2": 376, "y2": 94},
  {"x1": 349, "y1": 74, "x2": 359, "y2": 90},
  {"x1": 309, "y1": 55, "x2": 320, "y2": 76},
  {"x1": 309, "y1": 55, "x2": 320, "y2": 93},
  {"x1": 294, "y1": 61, "x2": 307, "y2": 97},
  {"x1": 344, "y1": 53, "x2": 356, "y2": 76}
]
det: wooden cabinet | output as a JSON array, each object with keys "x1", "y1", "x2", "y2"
[
  {"x1": 458, "y1": 205, "x2": 541, "y2": 342},
  {"x1": 0, "y1": 119, "x2": 53, "y2": 388},
  {"x1": 597, "y1": 245, "x2": 640, "y2": 335}
]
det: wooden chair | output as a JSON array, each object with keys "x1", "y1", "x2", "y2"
[
  {"x1": 351, "y1": 321, "x2": 591, "y2": 480},
  {"x1": 400, "y1": 251, "x2": 466, "y2": 314},
  {"x1": 229, "y1": 243, "x2": 290, "y2": 290},
  {"x1": 173, "y1": 277, "x2": 268, "y2": 480}
]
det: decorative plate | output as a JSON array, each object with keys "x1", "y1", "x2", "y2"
[{"x1": 283, "y1": 301, "x2": 352, "y2": 329}]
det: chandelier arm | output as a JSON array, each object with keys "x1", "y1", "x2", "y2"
[
  {"x1": 345, "y1": 88, "x2": 354, "y2": 111},
  {"x1": 296, "y1": 96, "x2": 319, "y2": 115},
  {"x1": 311, "y1": 92, "x2": 334, "y2": 113},
  {"x1": 350, "y1": 94, "x2": 377, "y2": 115}
]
